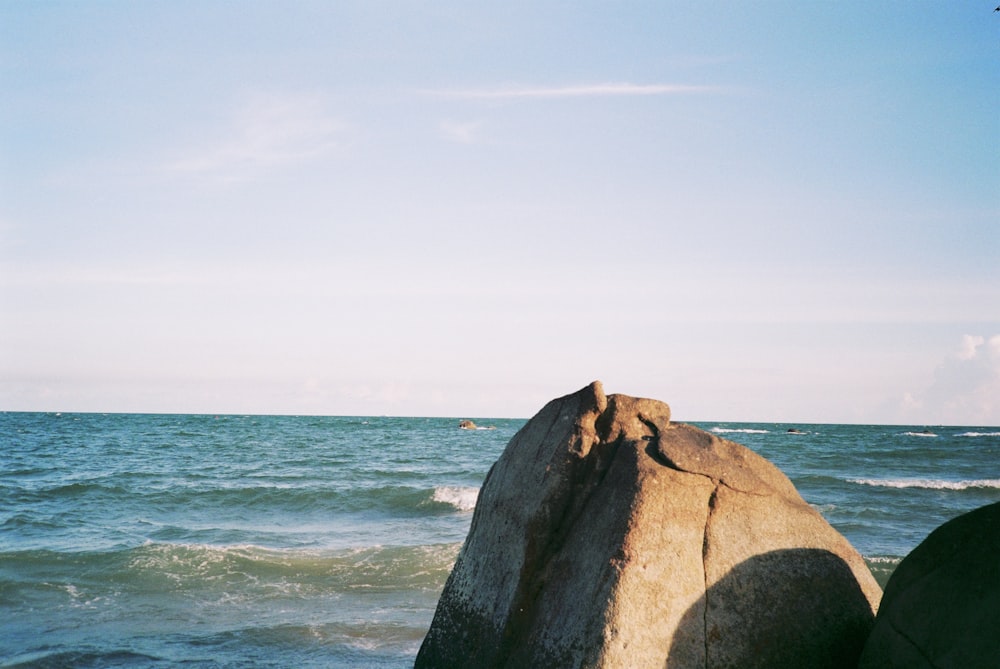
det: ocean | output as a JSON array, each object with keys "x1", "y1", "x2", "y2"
[{"x1": 2, "y1": 412, "x2": 999, "y2": 668}]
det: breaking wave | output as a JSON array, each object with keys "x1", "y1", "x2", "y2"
[
  {"x1": 710, "y1": 427, "x2": 770, "y2": 434},
  {"x1": 429, "y1": 486, "x2": 479, "y2": 512},
  {"x1": 848, "y1": 478, "x2": 1000, "y2": 491}
]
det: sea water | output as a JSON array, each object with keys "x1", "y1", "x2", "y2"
[{"x1": 2, "y1": 412, "x2": 998, "y2": 667}]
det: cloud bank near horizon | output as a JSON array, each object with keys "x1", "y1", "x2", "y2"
[{"x1": 899, "y1": 334, "x2": 1000, "y2": 426}]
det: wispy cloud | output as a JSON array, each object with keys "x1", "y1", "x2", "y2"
[
  {"x1": 424, "y1": 82, "x2": 721, "y2": 100},
  {"x1": 166, "y1": 93, "x2": 347, "y2": 180},
  {"x1": 438, "y1": 119, "x2": 486, "y2": 144}
]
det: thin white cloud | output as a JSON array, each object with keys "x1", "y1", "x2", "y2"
[
  {"x1": 424, "y1": 82, "x2": 721, "y2": 100},
  {"x1": 438, "y1": 119, "x2": 485, "y2": 144},
  {"x1": 166, "y1": 93, "x2": 347, "y2": 180}
]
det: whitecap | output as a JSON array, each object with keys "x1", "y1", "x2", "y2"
[
  {"x1": 848, "y1": 478, "x2": 1000, "y2": 491},
  {"x1": 710, "y1": 427, "x2": 770, "y2": 434},
  {"x1": 430, "y1": 486, "x2": 479, "y2": 512},
  {"x1": 956, "y1": 431, "x2": 1000, "y2": 438},
  {"x1": 864, "y1": 556, "x2": 903, "y2": 565}
]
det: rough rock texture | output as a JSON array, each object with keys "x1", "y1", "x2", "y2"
[
  {"x1": 415, "y1": 382, "x2": 881, "y2": 668},
  {"x1": 858, "y1": 501, "x2": 1000, "y2": 668}
]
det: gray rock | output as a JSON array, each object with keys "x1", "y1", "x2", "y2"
[
  {"x1": 858, "y1": 501, "x2": 1000, "y2": 669},
  {"x1": 415, "y1": 382, "x2": 881, "y2": 668}
]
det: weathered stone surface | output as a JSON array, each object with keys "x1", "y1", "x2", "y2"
[
  {"x1": 858, "y1": 501, "x2": 1000, "y2": 669},
  {"x1": 415, "y1": 382, "x2": 881, "y2": 668}
]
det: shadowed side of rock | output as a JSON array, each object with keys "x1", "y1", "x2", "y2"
[
  {"x1": 415, "y1": 382, "x2": 881, "y2": 668},
  {"x1": 859, "y1": 501, "x2": 1000, "y2": 668},
  {"x1": 416, "y1": 381, "x2": 613, "y2": 667},
  {"x1": 669, "y1": 548, "x2": 877, "y2": 669}
]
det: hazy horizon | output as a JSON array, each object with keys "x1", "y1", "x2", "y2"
[{"x1": 6, "y1": 400, "x2": 1000, "y2": 429}]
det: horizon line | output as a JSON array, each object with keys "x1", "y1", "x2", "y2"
[{"x1": 2, "y1": 409, "x2": 994, "y2": 429}]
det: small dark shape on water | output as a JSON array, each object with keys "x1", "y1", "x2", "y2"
[{"x1": 459, "y1": 420, "x2": 497, "y2": 430}]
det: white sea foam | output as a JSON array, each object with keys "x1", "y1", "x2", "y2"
[
  {"x1": 710, "y1": 427, "x2": 769, "y2": 434},
  {"x1": 864, "y1": 556, "x2": 903, "y2": 565},
  {"x1": 848, "y1": 478, "x2": 1000, "y2": 491},
  {"x1": 956, "y1": 431, "x2": 1000, "y2": 438},
  {"x1": 431, "y1": 486, "x2": 479, "y2": 512},
  {"x1": 902, "y1": 431, "x2": 937, "y2": 438}
]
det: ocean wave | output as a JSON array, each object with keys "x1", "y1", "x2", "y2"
[
  {"x1": 864, "y1": 555, "x2": 903, "y2": 588},
  {"x1": 848, "y1": 478, "x2": 1000, "y2": 491},
  {"x1": 8, "y1": 481, "x2": 483, "y2": 522},
  {"x1": 1, "y1": 649, "x2": 164, "y2": 668},
  {"x1": 956, "y1": 431, "x2": 1000, "y2": 438},
  {"x1": 44, "y1": 481, "x2": 131, "y2": 497},
  {"x1": 901, "y1": 431, "x2": 937, "y2": 438},
  {"x1": 710, "y1": 427, "x2": 770, "y2": 434},
  {"x1": 138, "y1": 483, "x2": 473, "y2": 516},
  {"x1": 429, "y1": 486, "x2": 479, "y2": 512},
  {"x1": 204, "y1": 618, "x2": 426, "y2": 642},
  {"x1": 1, "y1": 541, "x2": 462, "y2": 599},
  {"x1": 864, "y1": 555, "x2": 903, "y2": 565},
  {"x1": 133, "y1": 541, "x2": 462, "y2": 594}
]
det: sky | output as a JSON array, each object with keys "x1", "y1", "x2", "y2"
[{"x1": 1, "y1": 2, "x2": 998, "y2": 424}]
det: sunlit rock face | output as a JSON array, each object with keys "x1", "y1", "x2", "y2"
[
  {"x1": 859, "y1": 501, "x2": 1000, "y2": 669},
  {"x1": 416, "y1": 381, "x2": 881, "y2": 669}
]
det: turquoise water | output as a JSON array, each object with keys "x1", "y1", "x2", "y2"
[{"x1": 2, "y1": 412, "x2": 999, "y2": 667}]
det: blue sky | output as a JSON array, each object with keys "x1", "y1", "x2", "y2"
[{"x1": 2, "y1": 2, "x2": 998, "y2": 423}]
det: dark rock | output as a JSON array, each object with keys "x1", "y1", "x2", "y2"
[{"x1": 858, "y1": 501, "x2": 1000, "y2": 668}]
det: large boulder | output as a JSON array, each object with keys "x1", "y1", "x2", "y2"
[
  {"x1": 416, "y1": 382, "x2": 881, "y2": 668},
  {"x1": 858, "y1": 501, "x2": 1000, "y2": 668}
]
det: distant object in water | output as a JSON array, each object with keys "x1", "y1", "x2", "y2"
[
  {"x1": 458, "y1": 420, "x2": 497, "y2": 430},
  {"x1": 787, "y1": 428, "x2": 806, "y2": 434}
]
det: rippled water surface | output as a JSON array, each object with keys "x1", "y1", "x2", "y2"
[{"x1": 2, "y1": 412, "x2": 998, "y2": 666}]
